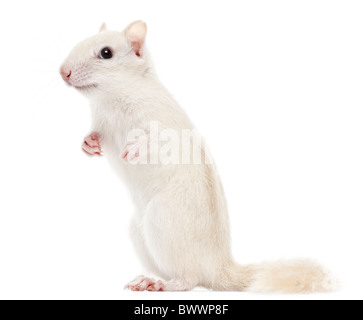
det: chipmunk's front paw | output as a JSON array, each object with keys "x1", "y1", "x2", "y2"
[
  {"x1": 82, "y1": 133, "x2": 103, "y2": 156},
  {"x1": 120, "y1": 139, "x2": 148, "y2": 163}
]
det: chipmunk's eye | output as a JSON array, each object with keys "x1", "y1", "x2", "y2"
[{"x1": 100, "y1": 47, "x2": 113, "y2": 59}]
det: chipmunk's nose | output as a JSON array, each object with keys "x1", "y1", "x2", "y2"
[{"x1": 60, "y1": 67, "x2": 72, "y2": 81}]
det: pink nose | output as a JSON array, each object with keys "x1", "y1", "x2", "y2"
[{"x1": 60, "y1": 68, "x2": 72, "y2": 81}]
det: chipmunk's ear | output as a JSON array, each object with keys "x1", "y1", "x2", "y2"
[
  {"x1": 99, "y1": 23, "x2": 107, "y2": 33},
  {"x1": 124, "y1": 21, "x2": 147, "y2": 57}
]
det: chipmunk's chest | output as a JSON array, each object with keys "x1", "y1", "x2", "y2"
[{"x1": 90, "y1": 101, "x2": 144, "y2": 154}]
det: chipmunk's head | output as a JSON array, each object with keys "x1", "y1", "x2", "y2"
[{"x1": 60, "y1": 21, "x2": 149, "y2": 97}]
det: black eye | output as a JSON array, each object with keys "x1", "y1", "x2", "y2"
[{"x1": 100, "y1": 47, "x2": 113, "y2": 59}]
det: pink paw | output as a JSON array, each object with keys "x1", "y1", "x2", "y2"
[
  {"x1": 120, "y1": 140, "x2": 148, "y2": 163},
  {"x1": 82, "y1": 133, "x2": 102, "y2": 156},
  {"x1": 124, "y1": 276, "x2": 165, "y2": 292}
]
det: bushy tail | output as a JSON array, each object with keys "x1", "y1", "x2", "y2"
[{"x1": 215, "y1": 259, "x2": 337, "y2": 293}]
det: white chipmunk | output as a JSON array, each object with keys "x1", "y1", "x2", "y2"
[{"x1": 60, "y1": 21, "x2": 335, "y2": 293}]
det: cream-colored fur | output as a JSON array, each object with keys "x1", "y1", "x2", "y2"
[{"x1": 60, "y1": 21, "x2": 336, "y2": 293}]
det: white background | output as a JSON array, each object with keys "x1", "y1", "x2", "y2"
[{"x1": 0, "y1": 0, "x2": 362, "y2": 300}]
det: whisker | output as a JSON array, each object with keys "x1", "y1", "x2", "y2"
[
  {"x1": 20, "y1": 71, "x2": 61, "y2": 89},
  {"x1": 30, "y1": 78, "x2": 62, "y2": 101},
  {"x1": 30, "y1": 80, "x2": 63, "y2": 116},
  {"x1": 29, "y1": 58, "x2": 63, "y2": 66},
  {"x1": 53, "y1": 31, "x2": 71, "y2": 49},
  {"x1": 33, "y1": 70, "x2": 60, "y2": 73},
  {"x1": 35, "y1": 39, "x2": 65, "y2": 57},
  {"x1": 26, "y1": 37, "x2": 66, "y2": 68}
]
